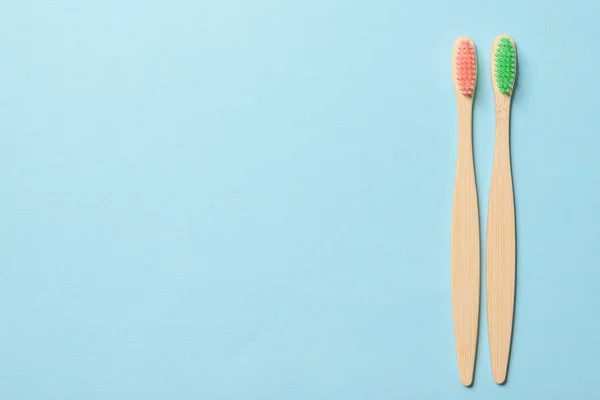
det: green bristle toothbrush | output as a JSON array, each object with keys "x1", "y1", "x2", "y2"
[{"x1": 486, "y1": 34, "x2": 517, "y2": 384}]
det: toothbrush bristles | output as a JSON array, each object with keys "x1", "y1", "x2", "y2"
[{"x1": 456, "y1": 40, "x2": 476, "y2": 96}]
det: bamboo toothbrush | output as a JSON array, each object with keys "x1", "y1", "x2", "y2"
[
  {"x1": 487, "y1": 34, "x2": 517, "y2": 384},
  {"x1": 451, "y1": 36, "x2": 480, "y2": 387}
]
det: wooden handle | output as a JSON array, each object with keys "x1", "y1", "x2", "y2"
[
  {"x1": 486, "y1": 100, "x2": 515, "y2": 384},
  {"x1": 451, "y1": 97, "x2": 480, "y2": 386}
]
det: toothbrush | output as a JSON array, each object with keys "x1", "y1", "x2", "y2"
[
  {"x1": 451, "y1": 36, "x2": 480, "y2": 387},
  {"x1": 487, "y1": 34, "x2": 517, "y2": 384}
]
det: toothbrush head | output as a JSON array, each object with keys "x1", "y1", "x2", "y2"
[
  {"x1": 492, "y1": 35, "x2": 516, "y2": 95},
  {"x1": 453, "y1": 37, "x2": 477, "y2": 97}
]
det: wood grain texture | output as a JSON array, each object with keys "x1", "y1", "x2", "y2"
[
  {"x1": 451, "y1": 36, "x2": 480, "y2": 387},
  {"x1": 487, "y1": 34, "x2": 516, "y2": 385}
]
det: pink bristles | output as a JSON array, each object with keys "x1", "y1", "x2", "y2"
[{"x1": 455, "y1": 40, "x2": 476, "y2": 96}]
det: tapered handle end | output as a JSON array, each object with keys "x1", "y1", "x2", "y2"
[
  {"x1": 460, "y1": 370, "x2": 474, "y2": 387},
  {"x1": 493, "y1": 368, "x2": 507, "y2": 385}
]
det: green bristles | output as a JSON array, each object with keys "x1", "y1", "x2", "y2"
[{"x1": 494, "y1": 38, "x2": 516, "y2": 94}]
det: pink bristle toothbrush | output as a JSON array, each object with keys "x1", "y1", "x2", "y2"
[{"x1": 450, "y1": 36, "x2": 480, "y2": 386}]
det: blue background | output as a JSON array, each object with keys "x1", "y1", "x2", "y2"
[{"x1": 1, "y1": 0, "x2": 599, "y2": 399}]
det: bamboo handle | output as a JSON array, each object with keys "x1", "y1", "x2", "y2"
[
  {"x1": 451, "y1": 98, "x2": 480, "y2": 386},
  {"x1": 486, "y1": 102, "x2": 515, "y2": 384}
]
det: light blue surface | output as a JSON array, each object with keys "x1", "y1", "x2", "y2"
[{"x1": 1, "y1": 0, "x2": 599, "y2": 399}]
